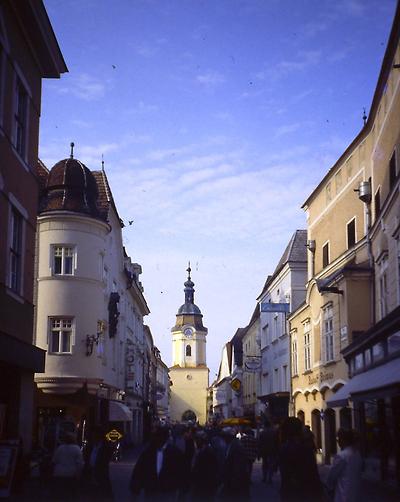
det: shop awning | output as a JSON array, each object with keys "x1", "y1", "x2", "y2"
[
  {"x1": 327, "y1": 358, "x2": 400, "y2": 408},
  {"x1": 109, "y1": 401, "x2": 132, "y2": 422}
]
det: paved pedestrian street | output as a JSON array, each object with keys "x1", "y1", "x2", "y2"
[{"x1": 109, "y1": 449, "x2": 399, "y2": 502}]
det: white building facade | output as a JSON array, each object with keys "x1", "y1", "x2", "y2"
[
  {"x1": 258, "y1": 230, "x2": 307, "y2": 422},
  {"x1": 34, "y1": 156, "x2": 149, "y2": 447}
]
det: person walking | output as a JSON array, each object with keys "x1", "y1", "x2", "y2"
[
  {"x1": 240, "y1": 428, "x2": 258, "y2": 479},
  {"x1": 220, "y1": 427, "x2": 251, "y2": 501},
  {"x1": 279, "y1": 417, "x2": 323, "y2": 502},
  {"x1": 258, "y1": 420, "x2": 278, "y2": 483},
  {"x1": 130, "y1": 425, "x2": 185, "y2": 501},
  {"x1": 326, "y1": 428, "x2": 362, "y2": 502},
  {"x1": 51, "y1": 432, "x2": 84, "y2": 500},
  {"x1": 84, "y1": 427, "x2": 114, "y2": 500},
  {"x1": 190, "y1": 430, "x2": 219, "y2": 501}
]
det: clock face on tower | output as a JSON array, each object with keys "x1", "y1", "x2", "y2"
[{"x1": 184, "y1": 327, "x2": 194, "y2": 338}]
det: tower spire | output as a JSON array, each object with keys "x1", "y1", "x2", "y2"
[
  {"x1": 70, "y1": 142, "x2": 75, "y2": 159},
  {"x1": 184, "y1": 262, "x2": 195, "y2": 304}
]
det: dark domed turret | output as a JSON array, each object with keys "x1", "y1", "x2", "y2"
[
  {"x1": 40, "y1": 156, "x2": 100, "y2": 218},
  {"x1": 176, "y1": 263, "x2": 203, "y2": 316}
]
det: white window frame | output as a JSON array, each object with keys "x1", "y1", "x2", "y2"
[
  {"x1": 346, "y1": 217, "x2": 357, "y2": 249},
  {"x1": 8, "y1": 206, "x2": 23, "y2": 294},
  {"x1": 48, "y1": 317, "x2": 74, "y2": 354},
  {"x1": 322, "y1": 240, "x2": 330, "y2": 268},
  {"x1": 323, "y1": 304, "x2": 334, "y2": 362},
  {"x1": 51, "y1": 245, "x2": 76, "y2": 276},
  {"x1": 13, "y1": 74, "x2": 29, "y2": 162},
  {"x1": 303, "y1": 320, "x2": 311, "y2": 371},
  {"x1": 6, "y1": 195, "x2": 27, "y2": 298},
  {"x1": 291, "y1": 331, "x2": 298, "y2": 376},
  {"x1": 377, "y1": 252, "x2": 389, "y2": 319}
]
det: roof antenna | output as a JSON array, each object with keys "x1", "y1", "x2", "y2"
[
  {"x1": 70, "y1": 142, "x2": 75, "y2": 159},
  {"x1": 101, "y1": 154, "x2": 105, "y2": 171},
  {"x1": 362, "y1": 108, "x2": 367, "y2": 125}
]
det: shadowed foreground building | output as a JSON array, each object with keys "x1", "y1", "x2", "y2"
[
  {"x1": 169, "y1": 266, "x2": 209, "y2": 424},
  {"x1": 0, "y1": 0, "x2": 66, "y2": 453}
]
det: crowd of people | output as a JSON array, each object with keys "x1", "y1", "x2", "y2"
[
  {"x1": 130, "y1": 417, "x2": 362, "y2": 502},
  {"x1": 25, "y1": 417, "x2": 362, "y2": 501}
]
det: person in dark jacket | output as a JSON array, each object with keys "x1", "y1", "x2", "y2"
[
  {"x1": 258, "y1": 421, "x2": 278, "y2": 483},
  {"x1": 130, "y1": 425, "x2": 185, "y2": 501},
  {"x1": 220, "y1": 427, "x2": 251, "y2": 501},
  {"x1": 190, "y1": 430, "x2": 219, "y2": 501},
  {"x1": 279, "y1": 417, "x2": 323, "y2": 502},
  {"x1": 84, "y1": 428, "x2": 114, "y2": 501}
]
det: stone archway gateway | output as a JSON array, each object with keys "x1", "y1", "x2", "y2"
[{"x1": 182, "y1": 409, "x2": 197, "y2": 422}]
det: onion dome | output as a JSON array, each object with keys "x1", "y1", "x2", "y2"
[
  {"x1": 177, "y1": 263, "x2": 202, "y2": 316},
  {"x1": 39, "y1": 153, "x2": 100, "y2": 218}
]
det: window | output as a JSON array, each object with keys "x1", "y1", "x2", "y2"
[
  {"x1": 303, "y1": 321, "x2": 311, "y2": 371},
  {"x1": 389, "y1": 150, "x2": 397, "y2": 190},
  {"x1": 354, "y1": 353, "x2": 363, "y2": 372},
  {"x1": 388, "y1": 331, "x2": 400, "y2": 355},
  {"x1": 323, "y1": 304, "x2": 334, "y2": 362},
  {"x1": 14, "y1": 78, "x2": 28, "y2": 158},
  {"x1": 49, "y1": 318, "x2": 73, "y2": 354},
  {"x1": 53, "y1": 246, "x2": 74, "y2": 275},
  {"x1": 274, "y1": 368, "x2": 279, "y2": 392},
  {"x1": 378, "y1": 253, "x2": 388, "y2": 319},
  {"x1": 322, "y1": 242, "x2": 330, "y2": 268},
  {"x1": 262, "y1": 324, "x2": 268, "y2": 346},
  {"x1": 186, "y1": 345, "x2": 191, "y2": 357},
  {"x1": 374, "y1": 188, "x2": 381, "y2": 219},
  {"x1": 9, "y1": 207, "x2": 23, "y2": 293},
  {"x1": 282, "y1": 365, "x2": 288, "y2": 391},
  {"x1": 291, "y1": 335, "x2": 298, "y2": 376},
  {"x1": 347, "y1": 218, "x2": 356, "y2": 249},
  {"x1": 372, "y1": 342, "x2": 385, "y2": 362}
]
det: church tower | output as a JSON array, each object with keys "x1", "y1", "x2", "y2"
[{"x1": 169, "y1": 264, "x2": 209, "y2": 424}]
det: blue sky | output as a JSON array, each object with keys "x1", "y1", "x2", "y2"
[{"x1": 41, "y1": 0, "x2": 396, "y2": 378}]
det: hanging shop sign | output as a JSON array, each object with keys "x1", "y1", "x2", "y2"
[
  {"x1": 230, "y1": 378, "x2": 242, "y2": 392},
  {"x1": 260, "y1": 302, "x2": 290, "y2": 313},
  {"x1": 105, "y1": 429, "x2": 123, "y2": 442},
  {"x1": 244, "y1": 357, "x2": 261, "y2": 372}
]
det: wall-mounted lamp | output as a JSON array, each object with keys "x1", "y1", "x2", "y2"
[
  {"x1": 353, "y1": 180, "x2": 371, "y2": 204},
  {"x1": 305, "y1": 239, "x2": 316, "y2": 253},
  {"x1": 86, "y1": 333, "x2": 100, "y2": 356}
]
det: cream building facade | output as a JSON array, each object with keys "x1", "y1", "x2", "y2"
[
  {"x1": 34, "y1": 156, "x2": 150, "y2": 447},
  {"x1": 289, "y1": 4, "x2": 400, "y2": 465},
  {"x1": 242, "y1": 306, "x2": 261, "y2": 419},
  {"x1": 169, "y1": 266, "x2": 209, "y2": 424}
]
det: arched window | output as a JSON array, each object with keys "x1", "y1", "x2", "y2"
[{"x1": 186, "y1": 345, "x2": 191, "y2": 357}]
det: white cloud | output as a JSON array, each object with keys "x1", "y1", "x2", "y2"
[
  {"x1": 274, "y1": 122, "x2": 302, "y2": 138},
  {"x1": 56, "y1": 73, "x2": 108, "y2": 101},
  {"x1": 196, "y1": 70, "x2": 226, "y2": 87}
]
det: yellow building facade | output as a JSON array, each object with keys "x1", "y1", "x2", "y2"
[
  {"x1": 289, "y1": 4, "x2": 400, "y2": 464},
  {"x1": 169, "y1": 266, "x2": 209, "y2": 424}
]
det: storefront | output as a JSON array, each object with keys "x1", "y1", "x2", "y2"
[{"x1": 328, "y1": 306, "x2": 400, "y2": 485}]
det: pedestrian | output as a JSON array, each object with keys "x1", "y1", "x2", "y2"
[
  {"x1": 279, "y1": 417, "x2": 323, "y2": 502},
  {"x1": 303, "y1": 424, "x2": 317, "y2": 455},
  {"x1": 326, "y1": 428, "x2": 362, "y2": 502},
  {"x1": 85, "y1": 427, "x2": 114, "y2": 500},
  {"x1": 130, "y1": 425, "x2": 185, "y2": 501},
  {"x1": 220, "y1": 427, "x2": 251, "y2": 501},
  {"x1": 240, "y1": 428, "x2": 258, "y2": 478},
  {"x1": 190, "y1": 430, "x2": 219, "y2": 501},
  {"x1": 51, "y1": 432, "x2": 84, "y2": 500},
  {"x1": 258, "y1": 420, "x2": 278, "y2": 483}
]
